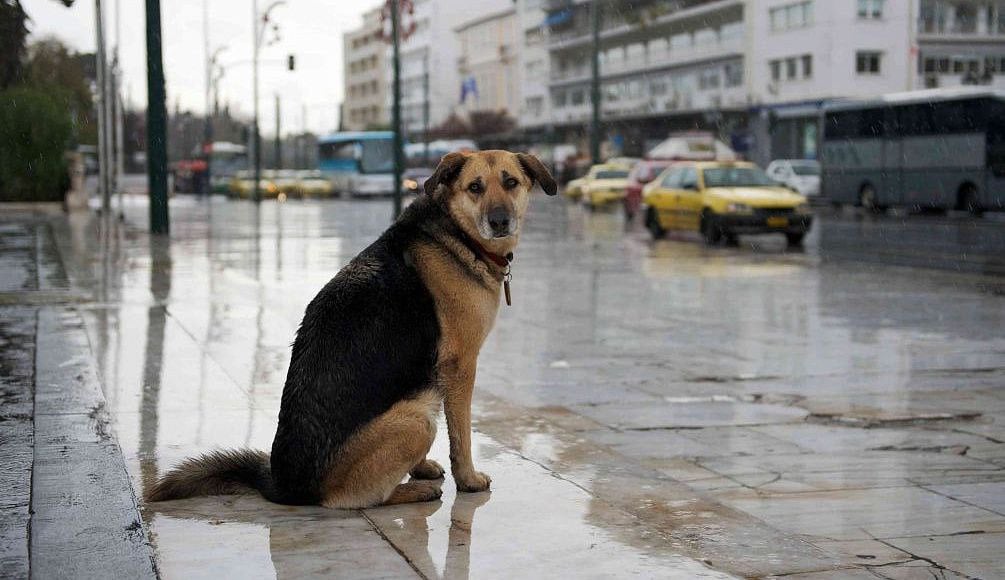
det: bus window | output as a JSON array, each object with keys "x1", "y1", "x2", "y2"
[
  {"x1": 360, "y1": 139, "x2": 394, "y2": 174},
  {"x1": 989, "y1": 101, "x2": 1005, "y2": 177},
  {"x1": 898, "y1": 104, "x2": 934, "y2": 137},
  {"x1": 932, "y1": 98, "x2": 985, "y2": 134}
]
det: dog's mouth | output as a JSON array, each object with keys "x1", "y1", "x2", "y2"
[{"x1": 478, "y1": 217, "x2": 517, "y2": 240}]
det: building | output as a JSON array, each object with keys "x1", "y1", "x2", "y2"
[
  {"x1": 455, "y1": 7, "x2": 521, "y2": 120},
  {"x1": 390, "y1": 0, "x2": 512, "y2": 139},
  {"x1": 516, "y1": 0, "x2": 554, "y2": 134},
  {"x1": 342, "y1": 7, "x2": 389, "y2": 132},
  {"x1": 528, "y1": 0, "x2": 1005, "y2": 163}
]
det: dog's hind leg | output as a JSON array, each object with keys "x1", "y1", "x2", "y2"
[
  {"x1": 409, "y1": 458, "x2": 445, "y2": 480},
  {"x1": 321, "y1": 389, "x2": 442, "y2": 509}
]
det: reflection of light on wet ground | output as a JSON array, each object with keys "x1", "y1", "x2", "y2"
[{"x1": 67, "y1": 195, "x2": 1005, "y2": 578}]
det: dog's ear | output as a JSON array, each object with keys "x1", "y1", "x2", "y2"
[
  {"x1": 516, "y1": 153, "x2": 557, "y2": 196},
  {"x1": 424, "y1": 152, "x2": 468, "y2": 195}
]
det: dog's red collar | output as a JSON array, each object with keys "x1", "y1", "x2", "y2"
[{"x1": 458, "y1": 232, "x2": 514, "y2": 306}]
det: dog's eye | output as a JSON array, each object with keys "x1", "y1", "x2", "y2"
[
  {"x1": 467, "y1": 182, "x2": 484, "y2": 194},
  {"x1": 504, "y1": 177, "x2": 519, "y2": 189}
]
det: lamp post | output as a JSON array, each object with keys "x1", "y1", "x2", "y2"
[
  {"x1": 252, "y1": 1, "x2": 285, "y2": 203},
  {"x1": 146, "y1": 0, "x2": 169, "y2": 234},
  {"x1": 204, "y1": 45, "x2": 227, "y2": 195},
  {"x1": 590, "y1": 0, "x2": 602, "y2": 165}
]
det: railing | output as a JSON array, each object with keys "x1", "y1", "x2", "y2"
[{"x1": 549, "y1": 35, "x2": 743, "y2": 83}]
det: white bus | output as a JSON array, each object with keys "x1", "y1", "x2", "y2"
[{"x1": 821, "y1": 88, "x2": 1005, "y2": 214}]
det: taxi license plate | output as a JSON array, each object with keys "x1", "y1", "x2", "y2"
[{"x1": 767, "y1": 216, "x2": 789, "y2": 228}]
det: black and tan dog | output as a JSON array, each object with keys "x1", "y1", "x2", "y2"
[{"x1": 149, "y1": 150, "x2": 556, "y2": 508}]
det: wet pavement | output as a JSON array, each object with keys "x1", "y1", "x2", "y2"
[{"x1": 2, "y1": 196, "x2": 1004, "y2": 579}]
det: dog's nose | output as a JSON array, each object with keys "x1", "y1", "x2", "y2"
[{"x1": 487, "y1": 207, "x2": 511, "y2": 236}]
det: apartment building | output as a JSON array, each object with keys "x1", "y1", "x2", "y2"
[
  {"x1": 342, "y1": 7, "x2": 388, "y2": 132},
  {"x1": 456, "y1": 7, "x2": 521, "y2": 119},
  {"x1": 390, "y1": 0, "x2": 512, "y2": 137},
  {"x1": 530, "y1": 0, "x2": 1005, "y2": 162},
  {"x1": 516, "y1": 0, "x2": 554, "y2": 132}
]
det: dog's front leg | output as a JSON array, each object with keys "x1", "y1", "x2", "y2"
[{"x1": 443, "y1": 361, "x2": 491, "y2": 492}]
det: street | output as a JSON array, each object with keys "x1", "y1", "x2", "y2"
[{"x1": 2, "y1": 195, "x2": 1004, "y2": 579}]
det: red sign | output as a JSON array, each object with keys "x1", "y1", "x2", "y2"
[{"x1": 380, "y1": 0, "x2": 417, "y2": 43}]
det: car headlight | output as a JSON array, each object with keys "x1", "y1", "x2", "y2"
[
  {"x1": 795, "y1": 203, "x2": 812, "y2": 214},
  {"x1": 726, "y1": 203, "x2": 753, "y2": 214},
  {"x1": 403, "y1": 178, "x2": 418, "y2": 190}
]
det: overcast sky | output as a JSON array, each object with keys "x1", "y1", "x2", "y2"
[{"x1": 24, "y1": 0, "x2": 384, "y2": 135}]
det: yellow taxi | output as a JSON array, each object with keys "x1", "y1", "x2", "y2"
[
  {"x1": 564, "y1": 163, "x2": 632, "y2": 208},
  {"x1": 642, "y1": 161, "x2": 813, "y2": 246},
  {"x1": 229, "y1": 170, "x2": 280, "y2": 199}
]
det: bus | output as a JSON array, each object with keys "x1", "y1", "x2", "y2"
[
  {"x1": 821, "y1": 88, "x2": 1005, "y2": 214},
  {"x1": 317, "y1": 131, "x2": 395, "y2": 196}
]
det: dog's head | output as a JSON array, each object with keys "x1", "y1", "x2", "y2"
[{"x1": 424, "y1": 150, "x2": 556, "y2": 245}]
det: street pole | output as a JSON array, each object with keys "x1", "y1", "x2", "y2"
[
  {"x1": 202, "y1": 0, "x2": 211, "y2": 196},
  {"x1": 390, "y1": 0, "x2": 404, "y2": 219},
  {"x1": 114, "y1": 0, "x2": 124, "y2": 219},
  {"x1": 590, "y1": 0, "x2": 602, "y2": 165},
  {"x1": 94, "y1": 0, "x2": 110, "y2": 213},
  {"x1": 252, "y1": 0, "x2": 261, "y2": 203},
  {"x1": 274, "y1": 94, "x2": 281, "y2": 170},
  {"x1": 146, "y1": 0, "x2": 170, "y2": 234},
  {"x1": 423, "y1": 50, "x2": 429, "y2": 165}
]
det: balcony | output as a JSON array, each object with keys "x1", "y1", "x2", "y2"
[
  {"x1": 549, "y1": 86, "x2": 747, "y2": 125},
  {"x1": 545, "y1": 0, "x2": 743, "y2": 52},
  {"x1": 549, "y1": 35, "x2": 743, "y2": 85}
]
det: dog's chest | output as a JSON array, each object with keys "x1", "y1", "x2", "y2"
[{"x1": 411, "y1": 245, "x2": 501, "y2": 360}]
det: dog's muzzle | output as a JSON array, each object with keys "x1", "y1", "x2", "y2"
[{"x1": 486, "y1": 206, "x2": 512, "y2": 238}]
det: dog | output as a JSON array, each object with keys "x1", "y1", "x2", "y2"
[{"x1": 149, "y1": 150, "x2": 556, "y2": 508}]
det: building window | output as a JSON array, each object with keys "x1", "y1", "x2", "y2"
[
  {"x1": 699, "y1": 69, "x2": 721, "y2": 90},
  {"x1": 724, "y1": 62, "x2": 744, "y2": 87},
  {"x1": 802, "y1": 54, "x2": 813, "y2": 78},
  {"x1": 857, "y1": 51, "x2": 882, "y2": 74},
  {"x1": 770, "y1": 1, "x2": 814, "y2": 31},
  {"x1": 786, "y1": 57, "x2": 798, "y2": 80},
  {"x1": 858, "y1": 0, "x2": 884, "y2": 19},
  {"x1": 770, "y1": 59, "x2": 781, "y2": 81}
]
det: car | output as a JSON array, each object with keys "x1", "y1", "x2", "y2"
[
  {"x1": 564, "y1": 163, "x2": 632, "y2": 208},
  {"x1": 643, "y1": 161, "x2": 813, "y2": 246},
  {"x1": 624, "y1": 160, "x2": 674, "y2": 219},
  {"x1": 765, "y1": 159, "x2": 821, "y2": 198},
  {"x1": 297, "y1": 170, "x2": 335, "y2": 197},
  {"x1": 403, "y1": 167, "x2": 433, "y2": 195},
  {"x1": 229, "y1": 170, "x2": 280, "y2": 199}
]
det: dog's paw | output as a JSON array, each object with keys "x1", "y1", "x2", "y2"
[
  {"x1": 410, "y1": 459, "x2": 446, "y2": 480},
  {"x1": 455, "y1": 470, "x2": 491, "y2": 492}
]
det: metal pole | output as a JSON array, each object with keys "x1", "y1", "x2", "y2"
[
  {"x1": 274, "y1": 94, "x2": 281, "y2": 169},
  {"x1": 590, "y1": 0, "x2": 602, "y2": 165},
  {"x1": 252, "y1": 0, "x2": 262, "y2": 203},
  {"x1": 390, "y1": 0, "x2": 404, "y2": 219},
  {"x1": 423, "y1": 50, "x2": 429, "y2": 165},
  {"x1": 114, "y1": 0, "x2": 124, "y2": 219},
  {"x1": 202, "y1": 0, "x2": 211, "y2": 195},
  {"x1": 146, "y1": 0, "x2": 170, "y2": 234},
  {"x1": 95, "y1": 0, "x2": 110, "y2": 212}
]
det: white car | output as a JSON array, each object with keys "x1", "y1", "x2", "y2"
[{"x1": 766, "y1": 159, "x2": 821, "y2": 198}]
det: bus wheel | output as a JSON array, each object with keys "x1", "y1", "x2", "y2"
[
  {"x1": 645, "y1": 207, "x2": 665, "y2": 239},
  {"x1": 700, "y1": 211, "x2": 723, "y2": 246},
  {"x1": 958, "y1": 185, "x2": 983, "y2": 216},
  {"x1": 859, "y1": 184, "x2": 882, "y2": 213}
]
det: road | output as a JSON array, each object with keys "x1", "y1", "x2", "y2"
[{"x1": 5, "y1": 194, "x2": 1003, "y2": 579}]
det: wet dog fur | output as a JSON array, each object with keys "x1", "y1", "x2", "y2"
[{"x1": 148, "y1": 150, "x2": 556, "y2": 508}]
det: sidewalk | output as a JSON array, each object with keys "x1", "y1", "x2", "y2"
[
  {"x1": 2, "y1": 198, "x2": 1003, "y2": 579},
  {"x1": 0, "y1": 211, "x2": 156, "y2": 578}
]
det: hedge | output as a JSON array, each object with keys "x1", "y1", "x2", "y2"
[{"x1": 0, "y1": 86, "x2": 73, "y2": 202}]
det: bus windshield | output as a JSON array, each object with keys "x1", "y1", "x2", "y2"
[
  {"x1": 360, "y1": 139, "x2": 394, "y2": 174},
  {"x1": 703, "y1": 167, "x2": 777, "y2": 188}
]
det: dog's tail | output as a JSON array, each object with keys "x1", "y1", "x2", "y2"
[{"x1": 148, "y1": 449, "x2": 282, "y2": 503}]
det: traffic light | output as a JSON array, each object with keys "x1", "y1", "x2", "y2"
[{"x1": 287, "y1": 54, "x2": 295, "y2": 71}]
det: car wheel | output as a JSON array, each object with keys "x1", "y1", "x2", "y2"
[
  {"x1": 645, "y1": 207, "x2": 665, "y2": 239},
  {"x1": 958, "y1": 185, "x2": 983, "y2": 216},
  {"x1": 700, "y1": 211, "x2": 723, "y2": 245},
  {"x1": 785, "y1": 232, "x2": 805, "y2": 246},
  {"x1": 859, "y1": 184, "x2": 882, "y2": 213}
]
